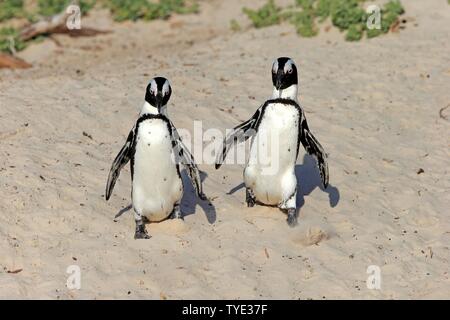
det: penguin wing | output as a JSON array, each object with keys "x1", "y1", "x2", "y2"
[
  {"x1": 170, "y1": 123, "x2": 207, "y2": 201},
  {"x1": 215, "y1": 107, "x2": 263, "y2": 169},
  {"x1": 105, "y1": 128, "x2": 135, "y2": 201},
  {"x1": 299, "y1": 113, "x2": 329, "y2": 188}
]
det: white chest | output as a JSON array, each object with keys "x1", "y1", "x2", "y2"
[
  {"x1": 132, "y1": 119, "x2": 183, "y2": 221},
  {"x1": 244, "y1": 103, "x2": 299, "y2": 205},
  {"x1": 250, "y1": 103, "x2": 299, "y2": 167}
]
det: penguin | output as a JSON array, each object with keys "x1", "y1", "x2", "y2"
[
  {"x1": 106, "y1": 77, "x2": 206, "y2": 239},
  {"x1": 215, "y1": 57, "x2": 329, "y2": 227}
]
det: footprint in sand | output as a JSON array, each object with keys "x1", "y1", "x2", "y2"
[
  {"x1": 407, "y1": 215, "x2": 440, "y2": 228},
  {"x1": 292, "y1": 227, "x2": 329, "y2": 247}
]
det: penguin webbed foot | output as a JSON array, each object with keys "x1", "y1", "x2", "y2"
[
  {"x1": 286, "y1": 208, "x2": 298, "y2": 227},
  {"x1": 246, "y1": 188, "x2": 256, "y2": 208},
  {"x1": 169, "y1": 204, "x2": 184, "y2": 220},
  {"x1": 134, "y1": 223, "x2": 151, "y2": 239}
]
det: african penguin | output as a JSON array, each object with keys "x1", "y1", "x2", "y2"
[
  {"x1": 106, "y1": 77, "x2": 207, "y2": 239},
  {"x1": 215, "y1": 57, "x2": 329, "y2": 227}
]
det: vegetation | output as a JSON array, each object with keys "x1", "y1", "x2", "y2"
[
  {"x1": 230, "y1": 19, "x2": 241, "y2": 32},
  {"x1": 0, "y1": 0, "x2": 199, "y2": 53},
  {"x1": 0, "y1": 27, "x2": 26, "y2": 53},
  {"x1": 242, "y1": 0, "x2": 405, "y2": 41},
  {"x1": 242, "y1": 0, "x2": 281, "y2": 28},
  {"x1": 105, "y1": 0, "x2": 198, "y2": 22},
  {"x1": 0, "y1": 0, "x2": 406, "y2": 54},
  {"x1": 37, "y1": 0, "x2": 97, "y2": 17},
  {"x1": 0, "y1": 0, "x2": 25, "y2": 22},
  {"x1": 366, "y1": 0, "x2": 404, "y2": 38}
]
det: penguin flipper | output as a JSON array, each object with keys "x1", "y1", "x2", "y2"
[
  {"x1": 184, "y1": 160, "x2": 206, "y2": 201},
  {"x1": 170, "y1": 123, "x2": 206, "y2": 200},
  {"x1": 105, "y1": 129, "x2": 135, "y2": 201},
  {"x1": 299, "y1": 116, "x2": 329, "y2": 188},
  {"x1": 215, "y1": 107, "x2": 262, "y2": 169}
]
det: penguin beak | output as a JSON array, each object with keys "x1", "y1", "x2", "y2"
[
  {"x1": 155, "y1": 93, "x2": 163, "y2": 110},
  {"x1": 275, "y1": 70, "x2": 284, "y2": 90}
]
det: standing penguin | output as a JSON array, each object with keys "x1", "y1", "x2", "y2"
[
  {"x1": 106, "y1": 77, "x2": 206, "y2": 239},
  {"x1": 215, "y1": 57, "x2": 329, "y2": 227}
]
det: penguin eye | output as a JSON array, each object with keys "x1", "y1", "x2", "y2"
[{"x1": 287, "y1": 68, "x2": 293, "y2": 74}]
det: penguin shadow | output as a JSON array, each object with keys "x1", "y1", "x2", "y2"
[
  {"x1": 227, "y1": 183, "x2": 245, "y2": 196},
  {"x1": 180, "y1": 170, "x2": 217, "y2": 224},
  {"x1": 115, "y1": 204, "x2": 132, "y2": 219},
  {"x1": 296, "y1": 154, "x2": 340, "y2": 210}
]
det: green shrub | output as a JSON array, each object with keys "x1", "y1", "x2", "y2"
[
  {"x1": 230, "y1": 19, "x2": 241, "y2": 32},
  {"x1": 106, "y1": 0, "x2": 198, "y2": 22},
  {"x1": 0, "y1": 0, "x2": 200, "y2": 55},
  {"x1": 37, "y1": 0, "x2": 96, "y2": 17},
  {"x1": 330, "y1": 0, "x2": 366, "y2": 30},
  {"x1": 242, "y1": 0, "x2": 282, "y2": 28},
  {"x1": 0, "y1": 0, "x2": 25, "y2": 22},
  {"x1": 0, "y1": 27, "x2": 27, "y2": 53},
  {"x1": 106, "y1": 0, "x2": 147, "y2": 21},
  {"x1": 346, "y1": 23, "x2": 363, "y2": 41},
  {"x1": 366, "y1": 0, "x2": 405, "y2": 38},
  {"x1": 290, "y1": 10, "x2": 318, "y2": 37},
  {"x1": 243, "y1": 0, "x2": 405, "y2": 41},
  {"x1": 315, "y1": 0, "x2": 332, "y2": 21},
  {"x1": 295, "y1": 0, "x2": 315, "y2": 10}
]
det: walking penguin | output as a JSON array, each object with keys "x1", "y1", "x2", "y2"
[
  {"x1": 106, "y1": 77, "x2": 206, "y2": 239},
  {"x1": 215, "y1": 57, "x2": 329, "y2": 226}
]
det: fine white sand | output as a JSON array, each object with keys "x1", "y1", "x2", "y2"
[{"x1": 0, "y1": 0, "x2": 449, "y2": 299}]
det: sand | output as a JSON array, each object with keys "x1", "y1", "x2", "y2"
[{"x1": 0, "y1": 0, "x2": 449, "y2": 299}]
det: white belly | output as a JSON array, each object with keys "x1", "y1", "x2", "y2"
[
  {"x1": 132, "y1": 119, "x2": 183, "y2": 222},
  {"x1": 244, "y1": 103, "x2": 299, "y2": 206}
]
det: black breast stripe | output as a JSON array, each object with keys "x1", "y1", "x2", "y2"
[{"x1": 215, "y1": 97, "x2": 329, "y2": 188}]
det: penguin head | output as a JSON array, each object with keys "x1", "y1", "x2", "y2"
[
  {"x1": 145, "y1": 77, "x2": 172, "y2": 111},
  {"x1": 271, "y1": 57, "x2": 298, "y2": 91}
]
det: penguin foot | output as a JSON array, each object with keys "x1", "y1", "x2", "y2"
[
  {"x1": 246, "y1": 188, "x2": 256, "y2": 208},
  {"x1": 169, "y1": 204, "x2": 183, "y2": 220},
  {"x1": 286, "y1": 208, "x2": 298, "y2": 227},
  {"x1": 134, "y1": 224, "x2": 151, "y2": 239}
]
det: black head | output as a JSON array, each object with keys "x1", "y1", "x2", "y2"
[
  {"x1": 271, "y1": 57, "x2": 298, "y2": 90},
  {"x1": 145, "y1": 77, "x2": 172, "y2": 110}
]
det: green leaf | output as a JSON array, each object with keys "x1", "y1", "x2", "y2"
[
  {"x1": 243, "y1": 0, "x2": 282, "y2": 28},
  {"x1": 346, "y1": 23, "x2": 363, "y2": 41},
  {"x1": 38, "y1": 0, "x2": 96, "y2": 17},
  {"x1": 0, "y1": 27, "x2": 27, "y2": 53},
  {"x1": 0, "y1": 0, "x2": 25, "y2": 22}
]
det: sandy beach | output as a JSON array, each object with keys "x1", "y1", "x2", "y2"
[{"x1": 0, "y1": 0, "x2": 449, "y2": 299}]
